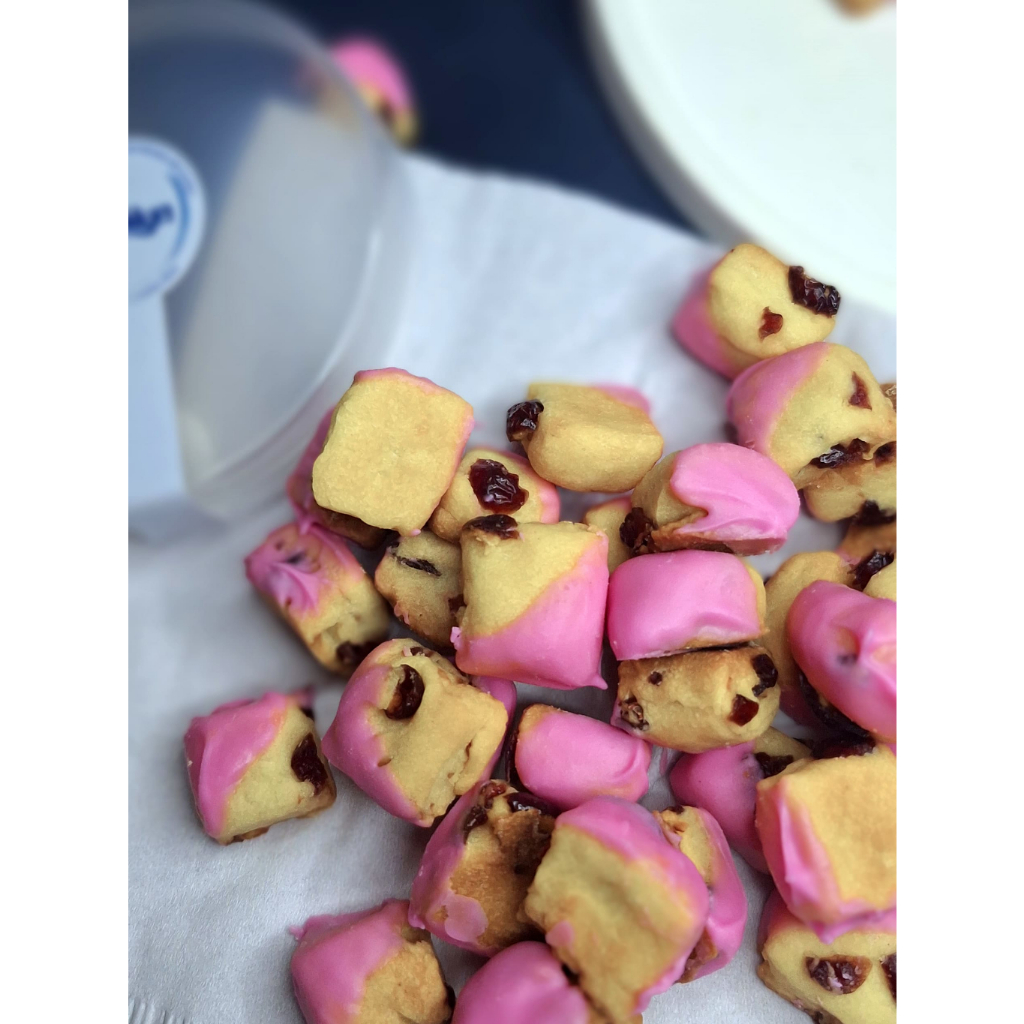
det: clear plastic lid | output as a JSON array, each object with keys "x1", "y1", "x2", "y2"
[{"x1": 129, "y1": 0, "x2": 410, "y2": 533}]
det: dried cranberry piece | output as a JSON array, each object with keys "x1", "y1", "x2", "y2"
[
  {"x1": 469, "y1": 459, "x2": 528, "y2": 514},
  {"x1": 729, "y1": 694, "x2": 760, "y2": 726},
  {"x1": 463, "y1": 514, "x2": 519, "y2": 538},
  {"x1": 619, "y1": 697, "x2": 649, "y2": 732},
  {"x1": 812, "y1": 737, "x2": 876, "y2": 759},
  {"x1": 620, "y1": 507, "x2": 655, "y2": 553},
  {"x1": 805, "y1": 956, "x2": 871, "y2": 994},
  {"x1": 507, "y1": 792, "x2": 560, "y2": 818},
  {"x1": 335, "y1": 640, "x2": 374, "y2": 669},
  {"x1": 809, "y1": 439, "x2": 869, "y2": 469},
  {"x1": 852, "y1": 550, "x2": 895, "y2": 591},
  {"x1": 750, "y1": 654, "x2": 778, "y2": 696},
  {"x1": 882, "y1": 954, "x2": 896, "y2": 1001},
  {"x1": 392, "y1": 551, "x2": 442, "y2": 576},
  {"x1": 874, "y1": 441, "x2": 896, "y2": 464},
  {"x1": 462, "y1": 804, "x2": 489, "y2": 836},
  {"x1": 385, "y1": 666, "x2": 425, "y2": 720},
  {"x1": 506, "y1": 400, "x2": 544, "y2": 443},
  {"x1": 854, "y1": 500, "x2": 896, "y2": 526},
  {"x1": 759, "y1": 307, "x2": 784, "y2": 339},
  {"x1": 797, "y1": 672, "x2": 872, "y2": 740},
  {"x1": 407, "y1": 646, "x2": 427, "y2": 656},
  {"x1": 849, "y1": 374, "x2": 872, "y2": 409},
  {"x1": 788, "y1": 266, "x2": 841, "y2": 316},
  {"x1": 478, "y1": 781, "x2": 509, "y2": 807},
  {"x1": 647, "y1": 671, "x2": 663, "y2": 685},
  {"x1": 754, "y1": 752, "x2": 795, "y2": 778},
  {"x1": 290, "y1": 734, "x2": 329, "y2": 795}
]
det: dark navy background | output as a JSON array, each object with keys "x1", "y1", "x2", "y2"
[{"x1": 280, "y1": 0, "x2": 693, "y2": 231}]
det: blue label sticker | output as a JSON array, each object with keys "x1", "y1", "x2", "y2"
[{"x1": 129, "y1": 138, "x2": 206, "y2": 303}]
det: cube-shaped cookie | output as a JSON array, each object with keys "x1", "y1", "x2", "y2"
[
  {"x1": 321, "y1": 640, "x2": 508, "y2": 826},
  {"x1": 311, "y1": 368, "x2": 474, "y2": 535},
  {"x1": 184, "y1": 690, "x2": 336, "y2": 844},
  {"x1": 245, "y1": 522, "x2": 391, "y2": 674}
]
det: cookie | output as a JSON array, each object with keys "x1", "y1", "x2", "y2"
[
  {"x1": 184, "y1": 690, "x2": 336, "y2": 844},
  {"x1": 245, "y1": 522, "x2": 391, "y2": 674},
  {"x1": 802, "y1": 442, "x2": 896, "y2": 523},
  {"x1": 408, "y1": 779, "x2": 556, "y2": 956},
  {"x1": 287, "y1": 409, "x2": 387, "y2": 549},
  {"x1": 428, "y1": 447, "x2": 560, "y2": 542},
  {"x1": 582, "y1": 495, "x2": 633, "y2": 572},
  {"x1": 513, "y1": 704, "x2": 650, "y2": 810},
  {"x1": 290, "y1": 899, "x2": 451, "y2": 1024},
  {"x1": 864, "y1": 560, "x2": 896, "y2": 600},
  {"x1": 838, "y1": 519, "x2": 896, "y2": 565},
  {"x1": 606, "y1": 550, "x2": 766, "y2": 661},
  {"x1": 669, "y1": 728, "x2": 812, "y2": 873},
  {"x1": 726, "y1": 343, "x2": 896, "y2": 489},
  {"x1": 331, "y1": 39, "x2": 419, "y2": 145},
  {"x1": 453, "y1": 518, "x2": 609, "y2": 690},
  {"x1": 524, "y1": 796, "x2": 709, "y2": 1021},
  {"x1": 613, "y1": 645, "x2": 780, "y2": 753},
  {"x1": 311, "y1": 368, "x2": 474, "y2": 535},
  {"x1": 507, "y1": 383, "x2": 663, "y2": 492},
  {"x1": 655, "y1": 806, "x2": 748, "y2": 982},
  {"x1": 672, "y1": 245, "x2": 840, "y2": 378},
  {"x1": 374, "y1": 532, "x2": 463, "y2": 650},
  {"x1": 788, "y1": 582, "x2": 897, "y2": 743},
  {"x1": 320, "y1": 640, "x2": 508, "y2": 826},
  {"x1": 757, "y1": 890, "x2": 896, "y2": 1024},
  {"x1": 628, "y1": 443, "x2": 799, "y2": 555},
  {"x1": 756, "y1": 747, "x2": 896, "y2": 941}
]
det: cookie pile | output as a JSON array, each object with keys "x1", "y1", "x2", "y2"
[{"x1": 183, "y1": 243, "x2": 897, "y2": 1024}]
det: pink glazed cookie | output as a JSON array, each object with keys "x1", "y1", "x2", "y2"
[
  {"x1": 655, "y1": 806, "x2": 748, "y2": 982},
  {"x1": 290, "y1": 899, "x2": 451, "y2": 1024},
  {"x1": 453, "y1": 517, "x2": 609, "y2": 690},
  {"x1": 524, "y1": 797, "x2": 709, "y2": 1021},
  {"x1": 184, "y1": 690, "x2": 336, "y2": 844},
  {"x1": 788, "y1": 581, "x2": 897, "y2": 744},
  {"x1": 606, "y1": 549, "x2": 766, "y2": 660},
  {"x1": 513, "y1": 703, "x2": 650, "y2": 810},
  {"x1": 628, "y1": 443, "x2": 799, "y2": 555},
  {"x1": 331, "y1": 38, "x2": 419, "y2": 145}
]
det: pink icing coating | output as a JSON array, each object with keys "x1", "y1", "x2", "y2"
[
  {"x1": 664, "y1": 443, "x2": 799, "y2": 553},
  {"x1": 319, "y1": 643, "x2": 423, "y2": 824},
  {"x1": 756, "y1": 775, "x2": 896, "y2": 942},
  {"x1": 670, "y1": 267, "x2": 743, "y2": 379},
  {"x1": 554, "y1": 798, "x2": 709, "y2": 1013},
  {"x1": 515, "y1": 706, "x2": 650, "y2": 810},
  {"x1": 244, "y1": 522, "x2": 364, "y2": 616},
  {"x1": 606, "y1": 550, "x2": 762, "y2": 660},
  {"x1": 289, "y1": 899, "x2": 411, "y2": 1024},
  {"x1": 594, "y1": 382, "x2": 652, "y2": 414},
  {"x1": 452, "y1": 536, "x2": 609, "y2": 690},
  {"x1": 471, "y1": 676, "x2": 517, "y2": 721},
  {"x1": 452, "y1": 941, "x2": 592, "y2": 1024},
  {"x1": 184, "y1": 691, "x2": 300, "y2": 837},
  {"x1": 758, "y1": 889, "x2": 896, "y2": 950},
  {"x1": 669, "y1": 744, "x2": 768, "y2": 873},
  {"x1": 331, "y1": 39, "x2": 414, "y2": 113},
  {"x1": 788, "y1": 582, "x2": 897, "y2": 743},
  {"x1": 726, "y1": 342, "x2": 830, "y2": 456},
  {"x1": 286, "y1": 410, "x2": 333, "y2": 532},
  {"x1": 660, "y1": 807, "x2": 748, "y2": 981},
  {"x1": 408, "y1": 783, "x2": 494, "y2": 955}
]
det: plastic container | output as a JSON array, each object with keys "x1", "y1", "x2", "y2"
[{"x1": 128, "y1": 0, "x2": 411, "y2": 538}]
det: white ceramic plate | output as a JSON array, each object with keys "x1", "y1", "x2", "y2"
[{"x1": 584, "y1": 0, "x2": 895, "y2": 313}]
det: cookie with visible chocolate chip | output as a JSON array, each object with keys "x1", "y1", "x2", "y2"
[
  {"x1": 409, "y1": 779, "x2": 556, "y2": 956},
  {"x1": 321, "y1": 640, "x2": 509, "y2": 826},
  {"x1": 428, "y1": 447, "x2": 560, "y2": 542},
  {"x1": 613, "y1": 645, "x2": 780, "y2": 753},
  {"x1": 184, "y1": 690, "x2": 336, "y2": 844},
  {"x1": 374, "y1": 532, "x2": 463, "y2": 650}
]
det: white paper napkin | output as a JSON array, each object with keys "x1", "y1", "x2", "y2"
[{"x1": 129, "y1": 153, "x2": 896, "y2": 1024}]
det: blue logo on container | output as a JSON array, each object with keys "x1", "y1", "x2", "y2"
[{"x1": 129, "y1": 203, "x2": 175, "y2": 237}]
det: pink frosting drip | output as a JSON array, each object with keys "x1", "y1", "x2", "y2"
[
  {"x1": 665, "y1": 443, "x2": 799, "y2": 552},
  {"x1": 788, "y1": 581, "x2": 897, "y2": 742},
  {"x1": 669, "y1": 744, "x2": 767, "y2": 873},
  {"x1": 661, "y1": 807, "x2": 748, "y2": 981},
  {"x1": 606, "y1": 550, "x2": 762, "y2": 660},
  {"x1": 670, "y1": 267, "x2": 743, "y2": 379},
  {"x1": 756, "y1": 780, "x2": 896, "y2": 941},
  {"x1": 183, "y1": 691, "x2": 296, "y2": 837},
  {"x1": 331, "y1": 39, "x2": 415, "y2": 112},
  {"x1": 757, "y1": 889, "x2": 896, "y2": 950},
  {"x1": 555, "y1": 798, "x2": 709, "y2": 1013},
  {"x1": 452, "y1": 941, "x2": 591, "y2": 1024},
  {"x1": 515, "y1": 706, "x2": 650, "y2": 811},
  {"x1": 244, "y1": 522, "x2": 363, "y2": 615},
  {"x1": 320, "y1": 644, "x2": 423, "y2": 824},
  {"x1": 593, "y1": 383, "x2": 653, "y2": 414},
  {"x1": 452, "y1": 537, "x2": 609, "y2": 690},
  {"x1": 726, "y1": 342, "x2": 830, "y2": 456},
  {"x1": 289, "y1": 899, "x2": 410, "y2": 1024}
]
